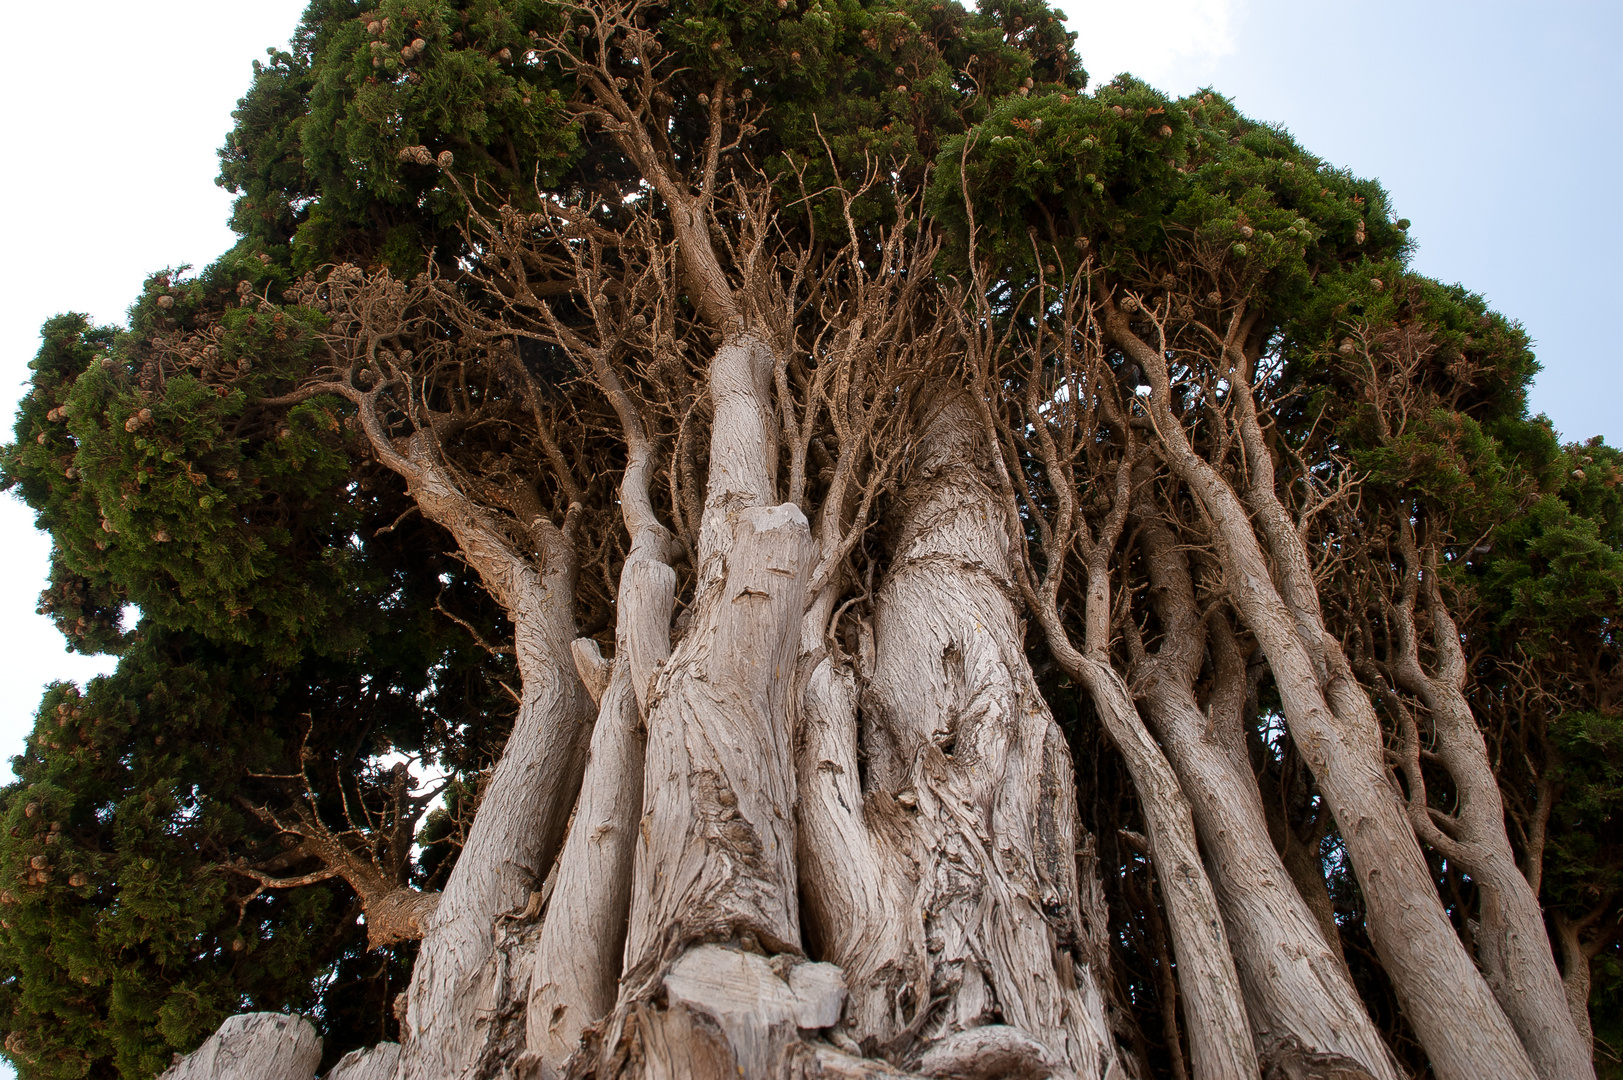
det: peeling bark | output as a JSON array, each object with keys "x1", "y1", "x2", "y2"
[
  {"x1": 813, "y1": 397, "x2": 1118, "y2": 1078},
  {"x1": 621, "y1": 361, "x2": 811, "y2": 969},
  {"x1": 575, "y1": 328, "x2": 820, "y2": 1077}
]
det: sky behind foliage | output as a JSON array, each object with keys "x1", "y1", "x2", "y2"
[{"x1": 0, "y1": 12, "x2": 1615, "y2": 1050}]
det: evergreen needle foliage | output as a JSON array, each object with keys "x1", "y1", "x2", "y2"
[{"x1": 1, "y1": 1, "x2": 1616, "y2": 1077}]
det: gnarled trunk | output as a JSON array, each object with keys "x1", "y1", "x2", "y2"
[
  {"x1": 1383, "y1": 547, "x2": 1594, "y2": 1080},
  {"x1": 799, "y1": 397, "x2": 1117, "y2": 1077},
  {"x1": 572, "y1": 329, "x2": 823, "y2": 1078},
  {"x1": 370, "y1": 437, "x2": 595, "y2": 1080}
]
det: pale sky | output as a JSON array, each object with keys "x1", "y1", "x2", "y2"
[{"x1": 0, "y1": 0, "x2": 1618, "y2": 1063}]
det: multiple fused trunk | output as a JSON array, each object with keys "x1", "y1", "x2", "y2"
[
  {"x1": 799, "y1": 396, "x2": 1116, "y2": 1077},
  {"x1": 169, "y1": 19, "x2": 1598, "y2": 1077},
  {"x1": 366, "y1": 320, "x2": 1129, "y2": 1077},
  {"x1": 175, "y1": 304, "x2": 1601, "y2": 1080}
]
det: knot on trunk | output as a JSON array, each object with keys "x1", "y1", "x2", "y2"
[
  {"x1": 366, "y1": 887, "x2": 441, "y2": 949},
  {"x1": 914, "y1": 1025, "x2": 1065, "y2": 1079},
  {"x1": 1260, "y1": 1034, "x2": 1381, "y2": 1080}
]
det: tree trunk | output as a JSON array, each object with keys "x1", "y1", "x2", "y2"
[
  {"x1": 812, "y1": 396, "x2": 1118, "y2": 1077},
  {"x1": 527, "y1": 353, "x2": 676, "y2": 1074},
  {"x1": 525, "y1": 657, "x2": 648, "y2": 1075},
  {"x1": 1108, "y1": 310, "x2": 1538, "y2": 1080},
  {"x1": 1552, "y1": 913, "x2": 1597, "y2": 1060},
  {"x1": 326, "y1": 1044, "x2": 402, "y2": 1080},
  {"x1": 385, "y1": 439, "x2": 595, "y2": 1080},
  {"x1": 1130, "y1": 506, "x2": 1396, "y2": 1080},
  {"x1": 567, "y1": 328, "x2": 828, "y2": 1078},
  {"x1": 159, "y1": 1014, "x2": 321, "y2": 1080},
  {"x1": 976, "y1": 414, "x2": 1255, "y2": 1080},
  {"x1": 399, "y1": 590, "x2": 594, "y2": 1079},
  {"x1": 1060, "y1": 649, "x2": 1257, "y2": 1080},
  {"x1": 1384, "y1": 560, "x2": 1594, "y2": 1080}
]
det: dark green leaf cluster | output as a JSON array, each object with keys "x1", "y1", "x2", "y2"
[
  {"x1": 0, "y1": 577, "x2": 516, "y2": 1076},
  {"x1": 221, "y1": 0, "x2": 579, "y2": 275},
  {"x1": 4, "y1": 297, "x2": 359, "y2": 661},
  {"x1": 219, "y1": 0, "x2": 1088, "y2": 270},
  {"x1": 2, "y1": 262, "x2": 524, "y2": 1074},
  {"x1": 932, "y1": 80, "x2": 1408, "y2": 306},
  {"x1": 0, "y1": 642, "x2": 366, "y2": 1079}
]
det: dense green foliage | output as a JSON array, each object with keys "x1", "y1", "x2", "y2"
[
  {"x1": 2, "y1": 0, "x2": 1617, "y2": 1076},
  {"x1": 1, "y1": 292, "x2": 522, "y2": 1074}
]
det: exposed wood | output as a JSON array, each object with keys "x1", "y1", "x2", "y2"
[
  {"x1": 1106, "y1": 306, "x2": 1539, "y2": 1080},
  {"x1": 158, "y1": 1014, "x2": 321, "y2": 1080}
]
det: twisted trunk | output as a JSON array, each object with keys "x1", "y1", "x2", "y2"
[
  {"x1": 1026, "y1": 515, "x2": 1255, "y2": 1077},
  {"x1": 1385, "y1": 561, "x2": 1594, "y2": 1080},
  {"x1": 359, "y1": 434, "x2": 595, "y2": 1080},
  {"x1": 1108, "y1": 310, "x2": 1538, "y2": 1080},
  {"x1": 1552, "y1": 911, "x2": 1609, "y2": 1060},
  {"x1": 1131, "y1": 506, "x2": 1396, "y2": 1080},
  {"x1": 973, "y1": 398, "x2": 1254, "y2": 1079},
  {"x1": 570, "y1": 329, "x2": 828, "y2": 1079},
  {"x1": 799, "y1": 397, "x2": 1118, "y2": 1077}
]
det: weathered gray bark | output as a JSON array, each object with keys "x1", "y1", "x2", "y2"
[
  {"x1": 344, "y1": 429, "x2": 594, "y2": 1080},
  {"x1": 1107, "y1": 307, "x2": 1538, "y2": 1080},
  {"x1": 525, "y1": 307, "x2": 678, "y2": 1076},
  {"x1": 1129, "y1": 502, "x2": 1395, "y2": 1080},
  {"x1": 525, "y1": 659, "x2": 647, "y2": 1075},
  {"x1": 804, "y1": 397, "x2": 1117, "y2": 1077},
  {"x1": 1009, "y1": 445, "x2": 1255, "y2": 1080},
  {"x1": 163, "y1": 47, "x2": 1595, "y2": 1075},
  {"x1": 621, "y1": 333, "x2": 811, "y2": 964},
  {"x1": 159, "y1": 1014, "x2": 321, "y2": 1080},
  {"x1": 573, "y1": 328, "x2": 820, "y2": 1078},
  {"x1": 958, "y1": 286, "x2": 1258, "y2": 1080},
  {"x1": 796, "y1": 646, "x2": 925, "y2": 1034},
  {"x1": 324, "y1": 1043, "x2": 401, "y2": 1080},
  {"x1": 1381, "y1": 545, "x2": 1594, "y2": 1080}
]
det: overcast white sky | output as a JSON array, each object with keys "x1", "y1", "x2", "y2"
[{"x1": 0, "y1": 1, "x2": 1617, "y2": 1059}]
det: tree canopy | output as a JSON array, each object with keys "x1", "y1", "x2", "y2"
[{"x1": 2, "y1": 1, "x2": 1617, "y2": 1078}]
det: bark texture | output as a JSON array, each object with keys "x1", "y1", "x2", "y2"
[
  {"x1": 813, "y1": 397, "x2": 1117, "y2": 1078},
  {"x1": 1129, "y1": 505, "x2": 1396, "y2": 1080},
  {"x1": 359, "y1": 434, "x2": 595, "y2": 1080},
  {"x1": 149, "y1": 30, "x2": 1606, "y2": 1074},
  {"x1": 577, "y1": 329, "x2": 823, "y2": 1078},
  {"x1": 1108, "y1": 308, "x2": 1540, "y2": 1080},
  {"x1": 159, "y1": 1014, "x2": 321, "y2": 1080},
  {"x1": 325, "y1": 1045, "x2": 403, "y2": 1080},
  {"x1": 1382, "y1": 551, "x2": 1593, "y2": 1080}
]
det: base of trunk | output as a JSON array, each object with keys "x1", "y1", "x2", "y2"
[{"x1": 159, "y1": 1013, "x2": 322, "y2": 1080}]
